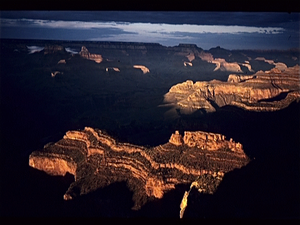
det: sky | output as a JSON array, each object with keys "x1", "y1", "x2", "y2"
[{"x1": 0, "y1": 11, "x2": 299, "y2": 50}]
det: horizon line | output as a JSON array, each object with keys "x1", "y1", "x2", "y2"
[{"x1": 1, "y1": 37, "x2": 299, "y2": 52}]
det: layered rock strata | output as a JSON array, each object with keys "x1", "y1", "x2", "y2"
[
  {"x1": 79, "y1": 46, "x2": 103, "y2": 63},
  {"x1": 164, "y1": 65, "x2": 300, "y2": 113},
  {"x1": 29, "y1": 127, "x2": 249, "y2": 210},
  {"x1": 180, "y1": 173, "x2": 223, "y2": 218},
  {"x1": 255, "y1": 57, "x2": 287, "y2": 71},
  {"x1": 211, "y1": 58, "x2": 243, "y2": 72}
]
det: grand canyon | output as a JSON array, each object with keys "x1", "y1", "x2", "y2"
[
  {"x1": 1, "y1": 39, "x2": 299, "y2": 218},
  {"x1": 29, "y1": 127, "x2": 249, "y2": 217}
]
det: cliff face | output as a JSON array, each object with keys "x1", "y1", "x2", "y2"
[
  {"x1": 255, "y1": 57, "x2": 287, "y2": 71},
  {"x1": 79, "y1": 46, "x2": 103, "y2": 63},
  {"x1": 197, "y1": 50, "x2": 245, "y2": 72},
  {"x1": 29, "y1": 127, "x2": 249, "y2": 211},
  {"x1": 164, "y1": 65, "x2": 300, "y2": 113}
]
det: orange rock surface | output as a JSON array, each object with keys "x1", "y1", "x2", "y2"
[
  {"x1": 29, "y1": 127, "x2": 249, "y2": 210},
  {"x1": 79, "y1": 46, "x2": 103, "y2": 63},
  {"x1": 133, "y1": 65, "x2": 150, "y2": 74},
  {"x1": 164, "y1": 65, "x2": 300, "y2": 113}
]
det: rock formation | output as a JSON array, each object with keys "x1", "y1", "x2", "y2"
[
  {"x1": 29, "y1": 127, "x2": 249, "y2": 211},
  {"x1": 239, "y1": 61, "x2": 254, "y2": 72},
  {"x1": 57, "y1": 59, "x2": 66, "y2": 64},
  {"x1": 184, "y1": 62, "x2": 193, "y2": 67},
  {"x1": 179, "y1": 172, "x2": 223, "y2": 218},
  {"x1": 197, "y1": 51, "x2": 214, "y2": 62},
  {"x1": 173, "y1": 45, "x2": 244, "y2": 72},
  {"x1": 186, "y1": 52, "x2": 195, "y2": 62},
  {"x1": 164, "y1": 65, "x2": 300, "y2": 113},
  {"x1": 211, "y1": 58, "x2": 243, "y2": 72},
  {"x1": 255, "y1": 57, "x2": 287, "y2": 71},
  {"x1": 51, "y1": 71, "x2": 63, "y2": 77},
  {"x1": 196, "y1": 51, "x2": 245, "y2": 72},
  {"x1": 106, "y1": 67, "x2": 120, "y2": 72},
  {"x1": 79, "y1": 46, "x2": 103, "y2": 63},
  {"x1": 133, "y1": 65, "x2": 150, "y2": 74}
]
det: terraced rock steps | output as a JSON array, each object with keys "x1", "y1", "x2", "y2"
[
  {"x1": 164, "y1": 65, "x2": 300, "y2": 113},
  {"x1": 29, "y1": 127, "x2": 249, "y2": 210}
]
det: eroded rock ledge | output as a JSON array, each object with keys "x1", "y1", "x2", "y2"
[
  {"x1": 29, "y1": 127, "x2": 249, "y2": 211},
  {"x1": 79, "y1": 46, "x2": 103, "y2": 63},
  {"x1": 164, "y1": 65, "x2": 300, "y2": 113}
]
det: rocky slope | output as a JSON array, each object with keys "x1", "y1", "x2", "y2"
[
  {"x1": 29, "y1": 127, "x2": 249, "y2": 211},
  {"x1": 164, "y1": 65, "x2": 300, "y2": 113},
  {"x1": 255, "y1": 57, "x2": 287, "y2": 71},
  {"x1": 79, "y1": 46, "x2": 103, "y2": 63}
]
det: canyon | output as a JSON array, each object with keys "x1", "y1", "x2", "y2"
[
  {"x1": 164, "y1": 65, "x2": 300, "y2": 113},
  {"x1": 29, "y1": 127, "x2": 249, "y2": 212},
  {"x1": 1, "y1": 39, "x2": 299, "y2": 218}
]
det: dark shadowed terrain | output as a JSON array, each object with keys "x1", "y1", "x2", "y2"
[{"x1": 0, "y1": 39, "x2": 299, "y2": 218}]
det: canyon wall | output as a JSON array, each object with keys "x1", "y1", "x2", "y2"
[
  {"x1": 79, "y1": 46, "x2": 103, "y2": 63},
  {"x1": 29, "y1": 127, "x2": 249, "y2": 210},
  {"x1": 164, "y1": 65, "x2": 300, "y2": 113}
]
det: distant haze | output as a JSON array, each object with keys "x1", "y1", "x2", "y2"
[{"x1": 0, "y1": 11, "x2": 299, "y2": 50}]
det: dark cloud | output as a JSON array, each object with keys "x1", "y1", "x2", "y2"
[
  {"x1": 0, "y1": 11, "x2": 299, "y2": 50},
  {"x1": 0, "y1": 25, "x2": 136, "y2": 41},
  {"x1": 1, "y1": 11, "x2": 298, "y2": 27}
]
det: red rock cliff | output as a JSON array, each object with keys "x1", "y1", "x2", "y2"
[
  {"x1": 79, "y1": 46, "x2": 103, "y2": 63},
  {"x1": 29, "y1": 127, "x2": 249, "y2": 210},
  {"x1": 164, "y1": 65, "x2": 300, "y2": 113}
]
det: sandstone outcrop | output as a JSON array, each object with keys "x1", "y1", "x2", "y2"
[
  {"x1": 197, "y1": 51, "x2": 214, "y2": 62},
  {"x1": 29, "y1": 127, "x2": 249, "y2": 211},
  {"x1": 57, "y1": 59, "x2": 66, "y2": 64},
  {"x1": 180, "y1": 172, "x2": 223, "y2": 218},
  {"x1": 211, "y1": 58, "x2": 243, "y2": 72},
  {"x1": 196, "y1": 51, "x2": 246, "y2": 72},
  {"x1": 184, "y1": 62, "x2": 193, "y2": 67},
  {"x1": 164, "y1": 65, "x2": 300, "y2": 113},
  {"x1": 51, "y1": 71, "x2": 63, "y2": 77},
  {"x1": 106, "y1": 67, "x2": 120, "y2": 72},
  {"x1": 255, "y1": 57, "x2": 287, "y2": 71},
  {"x1": 133, "y1": 65, "x2": 150, "y2": 74},
  {"x1": 79, "y1": 46, "x2": 103, "y2": 63},
  {"x1": 186, "y1": 52, "x2": 195, "y2": 62},
  {"x1": 173, "y1": 45, "x2": 243, "y2": 72},
  {"x1": 239, "y1": 62, "x2": 254, "y2": 72}
]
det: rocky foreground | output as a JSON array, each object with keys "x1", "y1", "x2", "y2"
[
  {"x1": 29, "y1": 127, "x2": 249, "y2": 214},
  {"x1": 164, "y1": 65, "x2": 300, "y2": 113}
]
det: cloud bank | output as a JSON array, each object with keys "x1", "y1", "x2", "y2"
[
  {"x1": 1, "y1": 18, "x2": 285, "y2": 34},
  {"x1": 0, "y1": 15, "x2": 298, "y2": 50}
]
